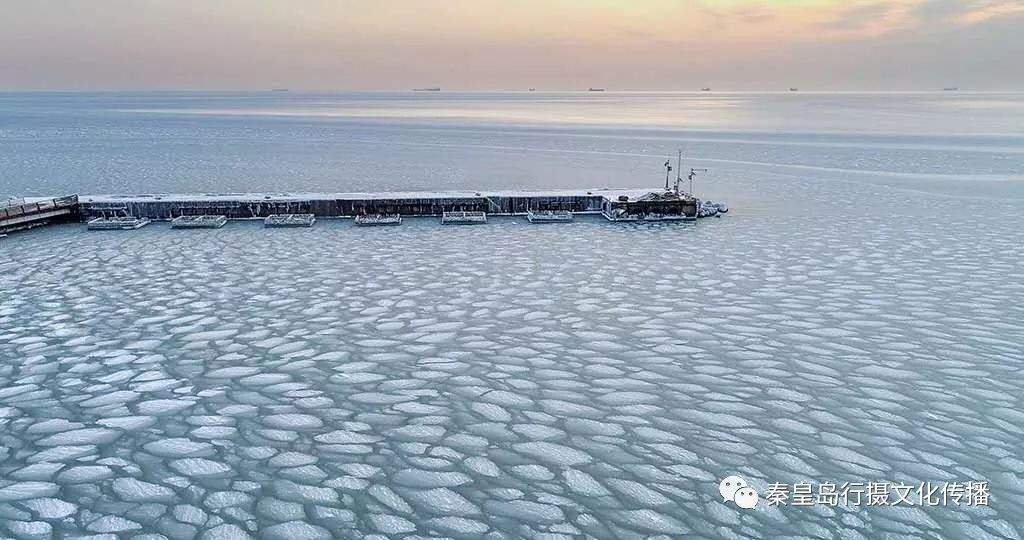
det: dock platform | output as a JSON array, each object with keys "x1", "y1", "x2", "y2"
[
  {"x1": 265, "y1": 214, "x2": 316, "y2": 228},
  {"x1": 527, "y1": 210, "x2": 574, "y2": 223},
  {"x1": 355, "y1": 213, "x2": 402, "y2": 226},
  {"x1": 442, "y1": 211, "x2": 487, "y2": 225},
  {"x1": 171, "y1": 215, "x2": 228, "y2": 229},
  {"x1": 87, "y1": 216, "x2": 151, "y2": 230}
]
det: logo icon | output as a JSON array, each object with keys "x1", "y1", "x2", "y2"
[{"x1": 720, "y1": 475, "x2": 759, "y2": 509}]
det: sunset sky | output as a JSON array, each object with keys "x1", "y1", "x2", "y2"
[{"x1": 1, "y1": 0, "x2": 1022, "y2": 90}]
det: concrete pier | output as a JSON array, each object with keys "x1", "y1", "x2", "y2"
[
  {"x1": 0, "y1": 188, "x2": 711, "y2": 235},
  {"x1": 0, "y1": 195, "x2": 79, "y2": 233},
  {"x1": 75, "y1": 188, "x2": 697, "y2": 221}
]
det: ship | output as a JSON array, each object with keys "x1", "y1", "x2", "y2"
[
  {"x1": 701, "y1": 87, "x2": 711, "y2": 92},
  {"x1": 789, "y1": 87, "x2": 799, "y2": 92},
  {"x1": 588, "y1": 88, "x2": 605, "y2": 92},
  {"x1": 413, "y1": 87, "x2": 441, "y2": 92}
]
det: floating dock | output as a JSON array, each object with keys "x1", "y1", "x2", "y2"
[
  {"x1": 527, "y1": 210, "x2": 573, "y2": 223},
  {"x1": 87, "y1": 216, "x2": 151, "y2": 230},
  {"x1": 355, "y1": 213, "x2": 402, "y2": 226},
  {"x1": 265, "y1": 214, "x2": 316, "y2": 228},
  {"x1": 171, "y1": 215, "x2": 228, "y2": 229},
  {"x1": 442, "y1": 211, "x2": 487, "y2": 225}
]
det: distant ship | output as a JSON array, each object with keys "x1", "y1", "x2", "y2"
[
  {"x1": 413, "y1": 87, "x2": 441, "y2": 92},
  {"x1": 701, "y1": 87, "x2": 711, "y2": 92},
  {"x1": 588, "y1": 88, "x2": 605, "y2": 92},
  {"x1": 271, "y1": 88, "x2": 289, "y2": 92},
  {"x1": 943, "y1": 87, "x2": 959, "y2": 91},
  {"x1": 789, "y1": 87, "x2": 799, "y2": 92},
  {"x1": 529, "y1": 88, "x2": 536, "y2": 92}
]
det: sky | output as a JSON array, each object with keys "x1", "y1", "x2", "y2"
[{"x1": 0, "y1": 0, "x2": 1022, "y2": 91}]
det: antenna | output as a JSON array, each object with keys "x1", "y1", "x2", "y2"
[{"x1": 675, "y1": 149, "x2": 683, "y2": 194}]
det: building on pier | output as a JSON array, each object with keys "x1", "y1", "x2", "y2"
[{"x1": 601, "y1": 191, "x2": 698, "y2": 222}]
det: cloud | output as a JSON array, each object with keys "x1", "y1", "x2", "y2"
[
  {"x1": 957, "y1": 0, "x2": 1024, "y2": 24},
  {"x1": 814, "y1": 0, "x2": 947, "y2": 40},
  {"x1": 913, "y1": 0, "x2": 1024, "y2": 25},
  {"x1": 823, "y1": 2, "x2": 901, "y2": 32},
  {"x1": 0, "y1": 0, "x2": 1022, "y2": 90}
]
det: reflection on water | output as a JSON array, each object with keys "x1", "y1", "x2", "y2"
[
  {"x1": 1, "y1": 92, "x2": 1023, "y2": 198},
  {"x1": 99, "y1": 91, "x2": 1024, "y2": 135}
]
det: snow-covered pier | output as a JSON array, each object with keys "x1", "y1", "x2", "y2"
[
  {"x1": 0, "y1": 195, "x2": 79, "y2": 233},
  {"x1": 75, "y1": 188, "x2": 700, "y2": 222},
  {"x1": 0, "y1": 188, "x2": 721, "y2": 235}
]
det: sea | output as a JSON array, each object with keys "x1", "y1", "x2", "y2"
[{"x1": 1, "y1": 91, "x2": 1023, "y2": 538}]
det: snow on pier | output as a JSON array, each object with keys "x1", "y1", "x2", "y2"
[
  {"x1": 170, "y1": 215, "x2": 228, "y2": 229},
  {"x1": 441, "y1": 211, "x2": 487, "y2": 225},
  {"x1": 75, "y1": 188, "x2": 704, "y2": 221},
  {"x1": 264, "y1": 214, "x2": 316, "y2": 228},
  {"x1": 355, "y1": 213, "x2": 403, "y2": 226},
  {"x1": 86, "y1": 216, "x2": 151, "y2": 230},
  {"x1": 527, "y1": 210, "x2": 574, "y2": 223},
  {"x1": 1, "y1": 188, "x2": 725, "y2": 235},
  {"x1": 0, "y1": 195, "x2": 79, "y2": 233}
]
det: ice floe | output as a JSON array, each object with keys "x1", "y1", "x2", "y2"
[{"x1": 1, "y1": 195, "x2": 1022, "y2": 537}]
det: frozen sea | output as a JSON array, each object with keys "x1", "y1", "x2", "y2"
[{"x1": 1, "y1": 92, "x2": 1024, "y2": 538}]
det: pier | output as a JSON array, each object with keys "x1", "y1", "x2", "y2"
[
  {"x1": 0, "y1": 188, "x2": 721, "y2": 235},
  {"x1": 74, "y1": 189, "x2": 698, "y2": 220},
  {"x1": 0, "y1": 195, "x2": 79, "y2": 234}
]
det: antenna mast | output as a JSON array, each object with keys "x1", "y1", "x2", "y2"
[{"x1": 675, "y1": 149, "x2": 683, "y2": 195}]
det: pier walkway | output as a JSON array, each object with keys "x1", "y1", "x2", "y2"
[
  {"x1": 75, "y1": 189, "x2": 636, "y2": 220},
  {"x1": 0, "y1": 195, "x2": 79, "y2": 233},
  {"x1": 0, "y1": 188, "x2": 719, "y2": 235}
]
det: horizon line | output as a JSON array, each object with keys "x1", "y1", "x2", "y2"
[{"x1": 1, "y1": 88, "x2": 1021, "y2": 94}]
